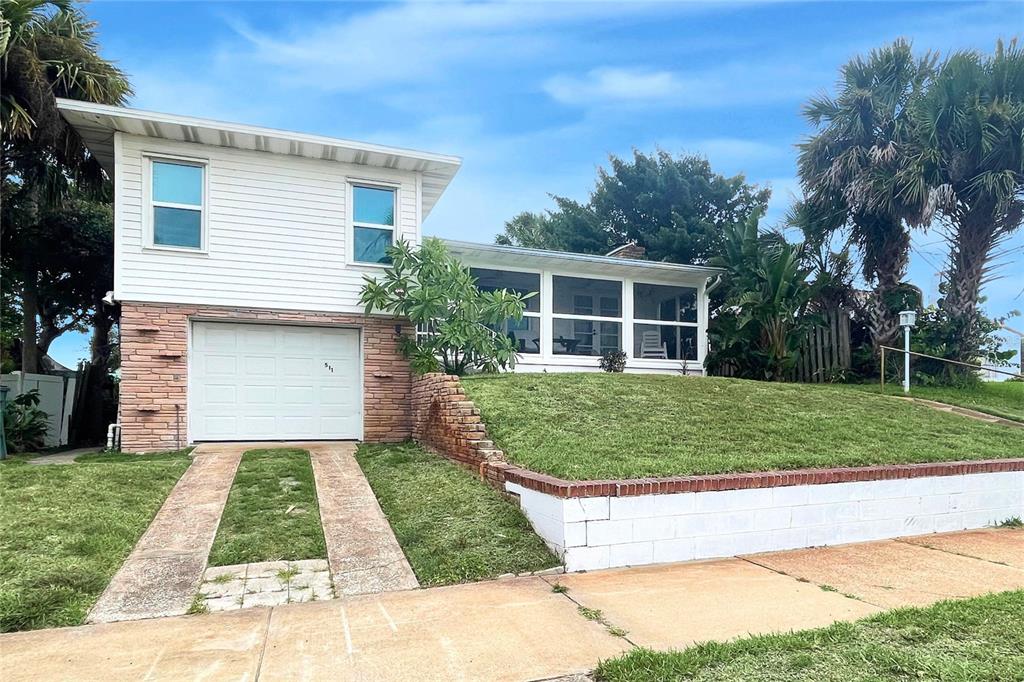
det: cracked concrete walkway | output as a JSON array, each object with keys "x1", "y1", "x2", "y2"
[
  {"x1": 4, "y1": 529, "x2": 1021, "y2": 681},
  {"x1": 87, "y1": 443, "x2": 245, "y2": 623},
  {"x1": 307, "y1": 442, "x2": 419, "y2": 595}
]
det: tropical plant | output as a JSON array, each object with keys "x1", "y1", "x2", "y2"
[
  {"x1": 907, "y1": 304, "x2": 1018, "y2": 386},
  {"x1": 497, "y1": 151, "x2": 769, "y2": 265},
  {"x1": 1, "y1": 0, "x2": 131, "y2": 373},
  {"x1": 707, "y1": 216, "x2": 818, "y2": 381},
  {"x1": 798, "y1": 39, "x2": 937, "y2": 354},
  {"x1": 359, "y1": 238, "x2": 535, "y2": 376},
  {"x1": 899, "y1": 39, "x2": 1024, "y2": 364},
  {"x1": 3, "y1": 389, "x2": 49, "y2": 453}
]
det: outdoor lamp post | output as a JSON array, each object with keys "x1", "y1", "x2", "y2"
[{"x1": 899, "y1": 310, "x2": 917, "y2": 394}]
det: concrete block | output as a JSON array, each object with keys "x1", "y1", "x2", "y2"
[
  {"x1": 674, "y1": 513, "x2": 717, "y2": 538},
  {"x1": 712, "y1": 510, "x2": 757, "y2": 535},
  {"x1": 632, "y1": 517, "x2": 676, "y2": 542},
  {"x1": 564, "y1": 496, "x2": 609, "y2": 523},
  {"x1": 860, "y1": 497, "x2": 920, "y2": 521},
  {"x1": 769, "y1": 527, "x2": 809, "y2": 551},
  {"x1": 754, "y1": 507, "x2": 792, "y2": 531},
  {"x1": 652, "y1": 493, "x2": 696, "y2": 516},
  {"x1": 563, "y1": 522, "x2": 588, "y2": 548},
  {"x1": 772, "y1": 485, "x2": 810, "y2": 507},
  {"x1": 933, "y1": 512, "x2": 966, "y2": 533},
  {"x1": 652, "y1": 538, "x2": 695, "y2": 564},
  {"x1": 610, "y1": 496, "x2": 658, "y2": 520},
  {"x1": 609, "y1": 541, "x2": 655, "y2": 568},
  {"x1": 586, "y1": 519, "x2": 633, "y2": 546},
  {"x1": 564, "y1": 545, "x2": 610, "y2": 572}
]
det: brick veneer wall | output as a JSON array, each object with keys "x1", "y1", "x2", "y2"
[
  {"x1": 410, "y1": 373, "x2": 514, "y2": 488},
  {"x1": 119, "y1": 301, "x2": 412, "y2": 452}
]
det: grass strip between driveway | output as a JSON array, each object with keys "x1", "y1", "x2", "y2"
[
  {"x1": 595, "y1": 589, "x2": 1024, "y2": 681},
  {"x1": 207, "y1": 448, "x2": 327, "y2": 567},
  {"x1": 0, "y1": 451, "x2": 192, "y2": 632},
  {"x1": 355, "y1": 442, "x2": 559, "y2": 586},
  {"x1": 462, "y1": 373, "x2": 1024, "y2": 480}
]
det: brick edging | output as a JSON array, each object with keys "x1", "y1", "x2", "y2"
[
  {"x1": 410, "y1": 373, "x2": 1024, "y2": 500},
  {"x1": 500, "y1": 458, "x2": 1024, "y2": 499}
]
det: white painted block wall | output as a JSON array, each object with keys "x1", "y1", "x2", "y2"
[{"x1": 507, "y1": 472, "x2": 1024, "y2": 572}]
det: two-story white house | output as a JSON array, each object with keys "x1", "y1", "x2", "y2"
[{"x1": 58, "y1": 100, "x2": 721, "y2": 452}]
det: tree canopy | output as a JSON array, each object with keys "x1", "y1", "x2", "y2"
[{"x1": 497, "y1": 150, "x2": 770, "y2": 265}]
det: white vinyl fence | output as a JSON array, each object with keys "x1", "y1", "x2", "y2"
[{"x1": 1, "y1": 372, "x2": 78, "y2": 447}]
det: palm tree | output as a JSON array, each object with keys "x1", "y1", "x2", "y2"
[
  {"x1": 1, "y1": 0, "x2": 131, "y2": 372},
  {"x1": 798, "y1": 40, "x2": 937, "y2": 354},
  {"x1": 900, "y1": 39, "x2": 1024, "y2": 363}
]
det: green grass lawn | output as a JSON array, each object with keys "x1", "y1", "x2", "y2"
[
  {"x1": 461, "y1": 374, "x2": 1024, "y2": 480},
  {"x1": 0, "y1": 452, "x2": 191, "y2": 632},
  {"x1": 207, "y1": 448, "x2": 326, "y2": 567},
  {"x1": 355, "y1": 442, "x2": 559, "y2": 586},
  {"x1": 857, "y1": 380, "x2": 1023, "y2": 423},
  {"x1": 595, "y1": 590, "x2": 1024, "y2": 681}
]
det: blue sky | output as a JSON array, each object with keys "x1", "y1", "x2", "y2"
[{"x1": 49, "y1": 0, "x2": 1024, "y2": 367}]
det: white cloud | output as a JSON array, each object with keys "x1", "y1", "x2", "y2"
[
  {"x1": 223, "y1": 2, "x2": 691, "y2": 93},
  {"x1": 542, "y1": 60, "x2": 828, "y2": 109},
  {"x1": 544, "y1": 67, "x2": 683, "y2": 104}
]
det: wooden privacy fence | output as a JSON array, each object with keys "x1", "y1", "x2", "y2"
[
  {"x1": 792, "y1": 307, "x2": 852, "y2": 383},
  {"x1": 710, "y1": 308, "x2": 853, "y2": 382}
]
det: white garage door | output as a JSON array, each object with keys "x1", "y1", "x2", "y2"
[{"x1": 189, "y1": 322, "x2": 361, "y2": 441}]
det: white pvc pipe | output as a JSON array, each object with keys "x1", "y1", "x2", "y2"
[
  {"x1": 903, "y1": 326, "x2": 911, "y2": 394},
  {"x1": 106, "y1": 423, "x2": 121, "y2": 451}
]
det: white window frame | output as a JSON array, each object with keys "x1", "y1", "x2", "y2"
[
  {"x1": 143, "y1": 154, "x2": 209, "y2": 253},
  {"x1": 551, "y1": 275, "x2": 624, "y2": 358},
  {"x1": 632, "y1": 281, "x2": 701, "y2": 361},
  {"x1": 348, "y1": 180, "x2": 399, "y2": 267},
  {"x1": 469, "y1": 266, "x2": 542, "y2": 356}
]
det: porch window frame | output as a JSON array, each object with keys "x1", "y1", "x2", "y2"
[
  {"x1": 550, "y1": 275, "x2": 624, "y2": 358},
  {"x1": 631, "y1": 281, "x2": 701, "y2": 361}
]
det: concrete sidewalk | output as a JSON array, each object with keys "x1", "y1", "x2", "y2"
[{"x1": 2, "y1": 529, "x2": 1021, "y2": 681}]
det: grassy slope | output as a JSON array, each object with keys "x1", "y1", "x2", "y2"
[
  {"x1": 858, "y1": 381, "x2": 1023, "y2": 423},
  {"x1": 356, "y1": 442, "x2": 558, "y2": 586},
  {"x1": 462, "y1": 374, "x2": 1024, "y2": 480},
  {"x1": 207, "y1": 448, "x2": 326, "y2": 567},
  {"x1": 0, "y1": 453, "x2": 191, "y2": 632},
  {"x1": 595, "y1": 590, "x2": 1024, "y2": 681}
]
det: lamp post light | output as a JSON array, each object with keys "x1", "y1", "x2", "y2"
[{"x1": 899, "y1": 310, "x2": 917, "y2": 394}]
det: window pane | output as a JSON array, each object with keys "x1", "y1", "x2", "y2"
[
  {"x1": 634, "y1": 323, "x2": 698, "y2": 360},
  {"x1": 553, "y1": 276, "x2": 621, "y2": 317},
  {"x1": 153, "y1": 161, "x2": 202, "y2": 206},
  {"x1": 634, "y1": 283, "x2": 698, "y2": 322},
  {"x1": 471, "y1": 268, "x2": 541, "y2": 313},
  {"x1": 153, "y1": 207, "x2": 201, "y2": 248},
  {"x1": 353, "y1": 226, "x2": 393, "y2": 263},
  {"x1": 487, "y1": 316, "x2": 540, "y2": 354},
  {"x1": 553, "y1": 318, "x2": 621, "y2": 356},
  {"x1": 354, "y1": 186, "x2": 395, "y2": 225}
]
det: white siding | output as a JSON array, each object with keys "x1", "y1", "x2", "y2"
[{"x1": 114, "y1": 133, "x2": 420, "y2": 313}]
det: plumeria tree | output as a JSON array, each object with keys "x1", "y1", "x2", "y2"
[{"x1": 359, "y1": 238, "x2": 535, "y2": 375}]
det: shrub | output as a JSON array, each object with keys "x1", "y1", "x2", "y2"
[
  {"x1": 360, "y1": 238, "x2": 534, "y2": 375},
  {"x1": 3, "y1": 389, "x2": 49, "y2": 453},
  {"x1": 599, "y1": 350, "x2": 627, "y2": 373}
]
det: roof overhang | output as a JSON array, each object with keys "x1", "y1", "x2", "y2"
[
  {"x1": 56, "y1": 99, "x2": 462, "y2": 218},
  {"x1": 443, "y1": 239, "x2": 724, "y2": 281}
]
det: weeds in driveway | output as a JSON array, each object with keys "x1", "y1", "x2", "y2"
[{"x1": 207, "y1": 449, "x2": 326, "y2": 567}]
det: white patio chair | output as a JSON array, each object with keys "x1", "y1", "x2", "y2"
[{"x1": 640, "y1": 330, "x2": 668, "y2": 359}]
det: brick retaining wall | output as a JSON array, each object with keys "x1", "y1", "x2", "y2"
[{"x1": 120, "y1": 301, "x2": 412, "y2": 451}]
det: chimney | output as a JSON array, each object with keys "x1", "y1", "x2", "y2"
[{"x1": 605, "y1": 243, "x2": 647, "y2": 260}]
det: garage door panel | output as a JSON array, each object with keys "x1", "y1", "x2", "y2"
[{"x1": 190, "y1": 322, "x2": 362, "y2": 441}]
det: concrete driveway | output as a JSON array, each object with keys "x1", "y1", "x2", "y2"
[{"x1": 2, "y1": 528, "x2": 1021, "y2": 681}]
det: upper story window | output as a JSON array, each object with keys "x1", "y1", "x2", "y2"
[
  {"x1": 150, "y1": 159, "x2": 205, "y2": 249},
  {"x1": 352, "y1": 184, "x2": 396, "y2": 264}
]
